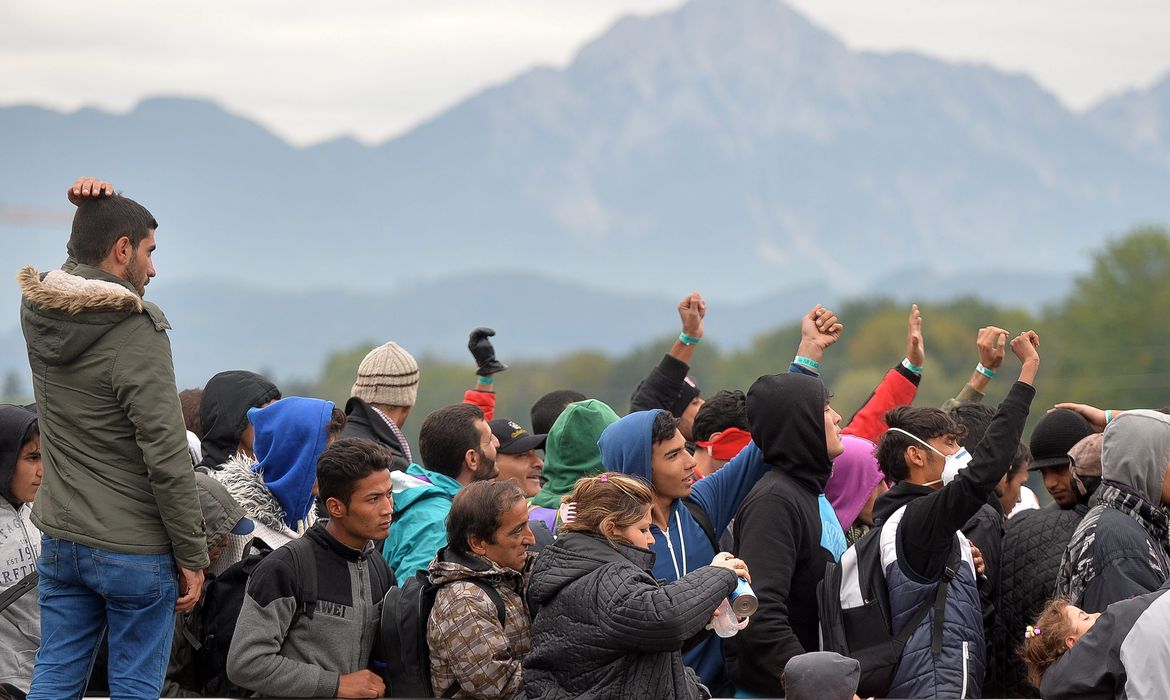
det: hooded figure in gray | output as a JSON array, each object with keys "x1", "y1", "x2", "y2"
[{"x1": 1056, "y1": 410, "x2": 1170, "y2": 612}]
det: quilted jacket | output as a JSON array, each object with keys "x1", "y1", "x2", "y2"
[
  {"x1": 984, "y1": 503, "x2": 1087, "y2": 698},
  {"x1": 523, "y1": 532, "x2": 736, "y2": 700}
]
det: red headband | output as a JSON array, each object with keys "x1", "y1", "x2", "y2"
[{"x1": 695, "y1": 427, "x2": 753, "y2": 461}]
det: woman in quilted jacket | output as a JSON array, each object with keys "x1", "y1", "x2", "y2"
[{"x1": 523, "y1": 473, "x2": 748, "y2": 699}]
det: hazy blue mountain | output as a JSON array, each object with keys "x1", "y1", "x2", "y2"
[
  {"x1": 0, "y1": 266, "x2": 1069, "y2": 393},
  {"x1": 0, "y1": 0, "x2": 1163, "y2": 388},
  {"x1": 1087, "y1": 72, "x2": 1170, "y2": 169}
]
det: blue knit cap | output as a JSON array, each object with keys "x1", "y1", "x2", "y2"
[{"x1": 248, "y1": 397, "x2": 334, "y2": 530}]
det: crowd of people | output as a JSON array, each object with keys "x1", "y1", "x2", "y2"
[{"x1": 2, "y1": 177, "x2": 1168, "y2": 700}]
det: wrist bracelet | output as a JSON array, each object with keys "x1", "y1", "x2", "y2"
[
  {"x1": 1105, "y1": 409, "x2": 1113, "y2": 425},
  {"x1": 975, "y1": 362, "x2": 996, "y2": 379},
  {"x1": 901, "y1": 358, "x2": 923, "y2": 374},
  {"x1": 793, "y1": 355, "x2": 821, "y2": 372},
  {"x1": 476, "y1": 375, "x2": 495, "y2": 385},
  {"x1": 679, "y1": 332, "x2": 702, "y2": 346}
]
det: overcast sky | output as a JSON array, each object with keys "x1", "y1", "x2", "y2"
[{"x1": 3, "y1": 0, "x2": 1168, "y2": 146}]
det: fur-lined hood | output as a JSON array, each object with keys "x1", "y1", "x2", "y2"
[
  {"x1": 18, "y1": 265, "x2": 168, "y2": 367},
  {"x1": 211, "y1": 454, "x2": 316, "y2": 537},
  {"x1": 18, "y1": 266, "x2": 142, "y2": 315}
]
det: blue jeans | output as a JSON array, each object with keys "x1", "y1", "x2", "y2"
[{"x1": 28, "y1": 536, "x2": 178, "y2": 700}]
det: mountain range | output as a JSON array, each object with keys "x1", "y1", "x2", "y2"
[{"x1": 1, "y1": 0, "x2": 1167, "y2": 389}]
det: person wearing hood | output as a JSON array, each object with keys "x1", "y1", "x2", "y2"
[
  {"x1": 824, "y1": 435, "x2": 886, "y2": 546},
  {"x1": 20, "y1": 178, "x2": 207, "y2": 700},
  {"x1": 211, "y1": 396, "x2": 344, "y2": 574},
  {"x1": 524, "y1": 473, "x2": 749, "y2": 700},
  {"x1": 867, "y1": 331, "x2": 1039, "y2": 699},
  {"x1": 530, "y1": 389, "x2": 587, "y2": 437},
  {"x1": 528, "y1": 399, "x2": 620, "y2": 533},
  {"x1": 195, "y1": 370, "x2": 281, "y2": 472},
  {"x1": 675, "y1": 304, "x2": 837, "y2": 696},
  {"x1": 0, "y1": 405, "x2": 42, "y2": 696},
  {"x1": 1056, "y1": 410, "x2": 1170, "y2": 612},
  {"x1": 725, "y1": 371, "x2": 849, "y2": 697}
]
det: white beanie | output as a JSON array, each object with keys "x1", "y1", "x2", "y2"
[{"x1": 351, "y1": 341, "x2": 419, "y2": 407}]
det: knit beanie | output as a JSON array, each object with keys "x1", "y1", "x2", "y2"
[
  {"x1": 1028, "y1": 408, "x2": 1094, "y2": 471},
  {"x1": 351, "y1": 341, "x2": 419, "y2": 407}
]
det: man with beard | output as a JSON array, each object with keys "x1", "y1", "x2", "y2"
[
  {"x1": 19, "y1": 178, "x2": 206, "y2": 700},
  {"x1": 383, "y1": 404, "x2": 499, "y2": 585}
]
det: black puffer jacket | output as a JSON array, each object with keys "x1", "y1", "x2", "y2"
[
  {"x1": 984, "y1": 502, "x2": 1087, "y2": 698},
  {"x1": 524, "y1": 532, "x2": 736, "y2": 700}
]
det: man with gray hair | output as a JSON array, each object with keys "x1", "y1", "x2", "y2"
[{"x1": 1056, "y1": 409, "x2": 1170, "y2": 612}]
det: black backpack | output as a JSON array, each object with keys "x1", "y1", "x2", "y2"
[
  {"x1": 817, "y1": 524, "x2": 959, "y2": 698},
  {"x1": 381, "y1": 570, "x2": 506, "y2": 698},
  {"x1": 185, "y1": 538, "x2": 318, "y2": 697}
]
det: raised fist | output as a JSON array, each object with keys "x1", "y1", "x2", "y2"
[{"x1": 468, "y1": 327, "x2": 507, "y2": 376}]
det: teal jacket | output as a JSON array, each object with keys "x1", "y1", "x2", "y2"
[{"x1": 383, "y1": 463, "x2": 462, "y2": 586}]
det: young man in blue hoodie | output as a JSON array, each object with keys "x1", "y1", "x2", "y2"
[{"x1": 599, "y1": 304, "x2": 842, "y2": 696}]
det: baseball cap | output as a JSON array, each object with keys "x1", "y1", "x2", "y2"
[{"x1": 489, "y1": 418, "x2": 547, "y2": 454}]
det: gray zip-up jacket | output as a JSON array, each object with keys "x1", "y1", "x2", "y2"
[
  {"x1": 0, "y1": 500, "x2": 40, "y2": 693},
  {"x1": 227, "y1": 523, "x2": 392, "y2": 697}
]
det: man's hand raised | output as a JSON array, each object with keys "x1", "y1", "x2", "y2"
[
  {"x1": 977, "y1": 326, "x2": 1009, "y2": 372},
  {"x1": 906, "y1": 303, "x2": 925, "y2": 369},
  {"x1": 337, "y1": 670, "x2": 385, "y2": 698},
  {"x1": 67, "y1": 177, "x2": 115, "y2": 206},
  {"x1": 1010, "y1": 330, "x2": 1041, "y2": 386},
  {"x1": 677, "y1": 292, "x2": 706, "y2": 339},
  {"x1": 795, "y1": 304, "x2": 843, "y2": 366},
  {"x1": 801, "y1": 304, "x2": 843, "y2": 351}
]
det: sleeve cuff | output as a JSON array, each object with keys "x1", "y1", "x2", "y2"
[
  {"x1": 893, "y1": 364, "x2": 922, "y2": 386},
  {"x1": 658, "y1": 353, "x2": 691, "y2": 382}
]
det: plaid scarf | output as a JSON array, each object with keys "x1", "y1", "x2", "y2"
[
  {"x1": 371, "y1": 404, "x2": 413, "y2": 464},
  {"x1": 1056, "y1": 481, "x2": 1170, "y2": 603}
]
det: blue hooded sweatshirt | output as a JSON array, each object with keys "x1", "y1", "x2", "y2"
[
  {"x1": 248, "y1": 397, "x2": 334, "y2": 531},
  {"x1": 599, "y1": 409, "x2": 768, "y2": 695}
]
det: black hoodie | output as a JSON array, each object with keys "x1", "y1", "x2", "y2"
[
  {"x1": 197, "y1": 371, "x2": 281, "y2": 470},
  {"x1": 726, "y1": 372, "x2": 845, "y2": 695},
  {"x1": 0, "y1": 404, "x2": 37, "y2": 508}
]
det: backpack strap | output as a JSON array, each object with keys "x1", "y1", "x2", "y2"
[
  {"x1": 681, "y1": 498, "x2": 720, "y2": 553},
  {"x1": 437, "y1": 577, "x2": 508, "y2": 698},
  {"x1": 0, "y1": 572, "x2": 38, "y2": 615},
  {"x1": 891, "y1": 541, "x2": 960, "y2": 657},
  {"x1": 286, "y1": 537, "x2": 319, "y2": 619},
  {"x1": 367, "y1": 554, "x2": 392, "y2": 598},
  {"x1": 464, "y1": 578, "x2": 507, "y2": 628}
]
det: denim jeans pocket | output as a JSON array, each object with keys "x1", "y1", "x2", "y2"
[{"x1": 91, "y1": 550, "x2": 165, "y2": 603}]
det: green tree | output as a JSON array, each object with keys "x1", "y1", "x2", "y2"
[{"x1": 1045, "y1": 227, "x2": 1170, "y2": 408}]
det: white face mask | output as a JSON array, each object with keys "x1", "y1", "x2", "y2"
[{"x1": 887, "y1": 427, "x2": 972, "y2": 487}]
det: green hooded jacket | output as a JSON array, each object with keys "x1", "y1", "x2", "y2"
[
  {"x1": 18, "y1": 264, "x2": 208, "y2": 570},
  {"x1": 530, "y1": 399, "x2": 620, "y2": 509}
]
